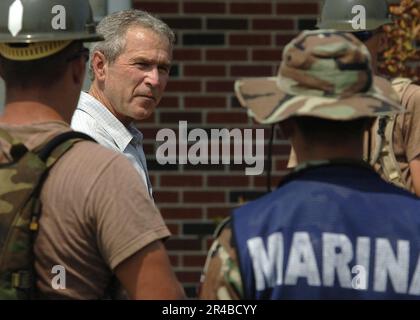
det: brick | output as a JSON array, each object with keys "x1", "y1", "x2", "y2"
[
  {"x1": 229, "y1": 191, "x2": 266, "y2": 203},
  {"x1": 158, "y1": 96, "x2": 179, "y2": 108},
  {"x1": 184, "y1": 286, "x2": 198, "y2": 298},
  {"x1": 166, "y1": 80, "x2": 201, "y2": 92},
  {"x1": 207, "y1": 112, "x2": 249, "y2": 124},
  {"x1": 230, "y1": 96, "x2": 241, "y2": 108},
  {"x1": 148, "y1": 159, "x2": 179, "y2": 171},
  {"x1": 160, "y1": 112, "x2": 202, "y2": 124},
  {"x1": 207, "y1": 207, "x2": 233, "y2": 220},
  {"x1": 163, "y1": 18, "x2": 202, "y2": 30},
  {"x1": 149, "y1": 174, "x2": 156, "y2": 186},
  {"x1": 140, "y1": 128, "x2": 160, "y2": 140},
  {"x1": 183, "y1": 223, "x2": 216, "y2": 235},
  {"x1": 206, "y1": 81, "x2": 235, "y2": 93},
  {"x1": 184, "y1": 164, "x2": 226, "y2": 171},
  {"x1": 138, "y1": 113, "x2": 156, "y2": 124},
  {"x1": 142, "y1": 143, "x2": 155, "y2": 155},
  {"x1": 230, "y1": 2, "x2": 272, "y2": 15},
  {"x1": 161, "y1": 175, "x2": 203, "y2": 187},
  {"x1": 276, "y1": 34, "x2": 297, "y2": 46},
  {"x1": 229, "y1": 163, "x2": 253, "y2": 172},
  {"x1": 184, "y1": 97, "x2": 226, "y2": 108},
  {"x1": 176, "y1": 271, "x2": 201, "y2": 283},
  {"x1": 183, "y1": 2, "x2": 226, "y2": 14},
  {"x1": 208, "y1": 175, "x2": 250, "y2": 187},
  {"x1": 154, "y1": 191, "x2": 179, "y2": 203},
  {"x1": 275, "y1": 159, "x2": 289, "y2": 171},
  {"x1": 165, "y1": 239, "x2": 202, "y2": 251},
  {"x1": 230, "y1": 34, "x2": 271, "y2": 46},
  {"x1": 298, "y1": 19, "x2": 318, "y2": 30},
  {"x1": 183, "y1": 191, "x2": 225, "y2": 203},
  {"x1": 254, "y1": 174, "x2": 286, "y2": 188},
  {"x1": 230, "y1": 65, "x2": 273, "y2": 77},
  {"x1": 252, "y1": 49, "x2": 283, "y2": 61},
  {"x1": 173, "y1": 49, "x2": 201, "y2": 61},
  {"x1": 169, "y1": 65, "x2": 179, "y2": 77},
  {"x1": 167, "y1": 223, "x2": 180, "y2": 235},
  {"x1": 184, "y1": 65, "x2": 226, "y2": 77},
  {"x1": 252, "y1": 19, "x2": 294, "y2": 30},
  {"x1": 205, "y1": 237, "x2": 215, "y2": 250},
  {"x1": 207, "y1": 19, "x2": 248, "y2": 30},
  {"x1": 277, "y1": 3, "x2": 319, "y2": 15},
  {"x1": 161, "y1": 207, "x2": 203, "y2": 220},
  {"x1": 182, "y1": 255, "x2": 207, "y2": 267},
  {"x1": 272, "y1": 144, "x2": 293, "y2": 155},
  {"x1": 133, "y1": 1, "x2": 179, "y2": 13},
  {"x1": 183, "y1": 34, "x2": 225, "y2": 46},
  {"x1": 206, "y1": 49, "x2": 247, "y2": 61}
]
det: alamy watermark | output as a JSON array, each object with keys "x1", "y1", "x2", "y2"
[
  {"x1": 156, "y1": 121, "x2": 265, "y2": 175},
  {"x1": 351, "y1": 5, "x2": 367, "y2": 30},
  {"x1": 51, "y1": 265, "x2": 66, "y2": 290}
]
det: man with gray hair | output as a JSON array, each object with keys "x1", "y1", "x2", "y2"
[{"x1": 72, "y1": 10, "x2": 175, "y2": 197}]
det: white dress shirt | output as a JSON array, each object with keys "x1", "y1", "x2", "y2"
[{"x1": 71, "y1": 92, "x2": 153, "y2": 197}]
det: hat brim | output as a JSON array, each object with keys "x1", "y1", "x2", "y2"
[{"x1": 235, "y1": 76, "x2": 404, "y2": 124}]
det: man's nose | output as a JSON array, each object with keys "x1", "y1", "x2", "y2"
[{"x1": 145, "y1": 67, "x2": 160, "y2": 87}]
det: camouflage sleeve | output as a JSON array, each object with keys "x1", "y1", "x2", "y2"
[{"x1": 199, "y1": 222, "x2": 244, "y2": 300}]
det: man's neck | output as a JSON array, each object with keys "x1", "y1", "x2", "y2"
[
  {"x1": 0, "y1": 101, "x2": 64, "y2": 125},
  {"x1": 294, "y1": 143, "x2": 364, "y2": 165}
]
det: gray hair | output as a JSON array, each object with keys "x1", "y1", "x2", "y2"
[{"x1": 90, "y1": 9, "x2": 175, "y2": 78}]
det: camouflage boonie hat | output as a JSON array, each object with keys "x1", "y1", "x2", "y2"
[{"x1": 235, "y1": 30, "x2": 403, "y2": 124}]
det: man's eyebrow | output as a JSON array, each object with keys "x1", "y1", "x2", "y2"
[{"x1": 130, "y1": 57, "x2": 172, "y2": 67}]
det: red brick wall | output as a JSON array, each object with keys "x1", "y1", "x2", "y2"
[{"x1": 132, "y1": 0, "x2": 322, "y2": 297}]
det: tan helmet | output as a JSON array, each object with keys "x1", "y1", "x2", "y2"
[
  {"x1": 0, "y1": 0, "x2": 103, "y2": 61},
  {"x1": 317, "y1": 0, "x2": 393, "y2": 31}
]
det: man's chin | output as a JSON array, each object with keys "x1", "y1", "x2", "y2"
[{"x1": 132, "y1": 108, "x2": 154, "y2": 121}]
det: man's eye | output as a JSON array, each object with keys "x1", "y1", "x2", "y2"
[{"x1": 159, "y1": 66, "x2": 170, "y2": 74}]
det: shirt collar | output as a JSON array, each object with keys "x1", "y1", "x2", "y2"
[{"x1": 77, "y1": 92, "x2": 143, "y2": 151}]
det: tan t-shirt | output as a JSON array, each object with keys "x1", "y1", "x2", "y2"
[
  {"x1": 0, "y1": 121, "x2": 170, "y2": 299},
  {"x1": 391, "y1": 83, "x2": 420, "y2": 193}
]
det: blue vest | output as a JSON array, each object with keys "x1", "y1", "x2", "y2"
[{"x1": 232, "y1": 162, "x2": 420, "y2": 299}]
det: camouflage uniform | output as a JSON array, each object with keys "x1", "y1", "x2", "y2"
[
  {"x1": 199, "y1": 30, "x2": 405, "y2": 300},
  {"x1": 297, "y1": 0, "x2": 420, "y2": 193}
]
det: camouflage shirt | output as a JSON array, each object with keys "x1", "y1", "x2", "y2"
[{"x1": 199, "y1": 220, "x2": 243, "y2": 300}]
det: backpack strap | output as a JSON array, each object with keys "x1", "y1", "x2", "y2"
[
  {"x1": 0, "y1": 127, "x2": 18, "y2": 145},
  {"x1": 37, "y1": 131, "x2": 95, "y2": 166},
  {"x1": 376, "y1": 78, "x2": 414, "y2": 190},
  {"x1": 29, "y1": 130, "x2": 96, "y2": 226},
  {"x1": 378, "y1": 115, "x2": 407, "y2": 189},
  {"x1": 368, "y1": 78, "x2": 413, "y2": 191}
]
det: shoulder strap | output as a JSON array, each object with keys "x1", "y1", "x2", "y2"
[
  {"x1": 378, "y1": 115, "x2": 407, "y2": 189},
  {"x1": 28, "y1": 131, "x2": 96, "y2": 243},
  {"x1": 0, "y1": 128, "x2": 15, "y2": 145},
  {"x1": 391, "y1": 77, "x2": 414, "y2": 104},
  {"x1": 36, "y1": 131, "x2": 95, "y2": 166},
  {"x1": 368, "y1": 78, "x2": 413, "y2": 191},
  {"x1": 376, "y1": 78, "x2": 414, "y2": 190}
]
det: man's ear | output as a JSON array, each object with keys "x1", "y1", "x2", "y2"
[
  {"x1": 377, "y1": 30, "x2": 388, "y2": 53},
  {"x1": 91, "y1": 51, "x2": 107, "y2": 81}
]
